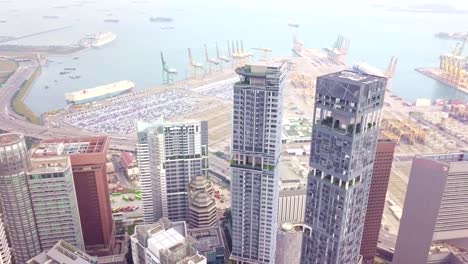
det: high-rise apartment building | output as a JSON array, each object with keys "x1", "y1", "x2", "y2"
[
  {"x1": 301, "y1": 71, "x2": 386, "y2": 264},
  {"x1": 27, "y1": 240, "x2": 97, "y2": 264},
  {"x1": 230, "y1": 61, "x2": 286, "y2": 263},
  {"x1": 0, "y1": 133, "x2": 42, "y2": 263},
  {"x1": 33, "y1": 137, "x2": 114, "y2": 254},
  {"x1": 393, "y1": 153, "x2": 468, "y2": 264},
  {"x1": 27, "y1": 156, "x2": 84, "y2": 250},
  {"x1": 137, "y1": 120, "x2": 208, "y2": 224},
  {"x1": 0, "y1": 214, "x2": 12, "y2": 264},
  {"x1": 360, "y1": 139, "x2": 396, "y2": 263}
]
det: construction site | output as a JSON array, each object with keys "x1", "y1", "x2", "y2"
[{"x1": 416, "y1": 36, "x2": 468, "y2": 94}]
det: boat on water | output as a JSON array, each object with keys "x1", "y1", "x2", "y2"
[
  {"x1": 91, "y1": 32, "x2": 116, "y2": 47},
  {"x1": 160, "y1": 26, "x2": 174, "y2": 30},
  {"x1": 104, "y1": 18, "x2": 119, "y2": 23},
  {"x1": 150, "y1": 16, "x2": 173, "y2": 22},
  {"x1": 288, "y1": 21, "x2": 299, "y2": 28},
  {"x1": 65, "y1": 80, "x2": 134, "y2": 104},
  {"x1": 434, "y1": 31, "x2": 468, "y2": 40},
  {"x1": 43, "y1": 15, "x2": 59, "y2": 19},
  {"x1": 69, "y1": 75, "x2": 81, "y2": 79},
  {"x1": 59, "y1": 71, "x2": 70, "y2": 75}
]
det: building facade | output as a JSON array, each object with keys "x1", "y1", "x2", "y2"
[
  {"x1": 27, "y1": 240, "x2": 97, "y2": 264},
  {"x1": 189, "y1": 176, "x2": 217, "y2": 228},
  {"x1": 28, "y1": 156, "x2": 84, "y2": 250},
  {"x1": 278, "y1": 184, "x2": 307, "y2": 224},
  {"x1": 230, "y1": 61, "x2": 286, "y2": 263},
  {"x1": 0, "y1": 214, "x2": 11, "y2": 264},
  {"x1": 137, "y1": 121, "x2": 208, "y2": 224},
  {"x1": 275, "y1": 223, "x2": 307, "y2": 264},
  {"x1": 360, "y1": 139, "x2": 396, "y2": 263},
  {"x1": 0, "y1": 133, "x2": 42, "y2": 263},
  {"x1": 301, "y1": 71, "x2": 386, "y2": 264},
  {"x1": 33, "y1": 137, "x2": 114, "y2": 254},
  {"x1": 393, "y1": 153, "x2": 468, "y2": 264}
]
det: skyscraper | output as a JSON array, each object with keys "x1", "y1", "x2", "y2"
[
  {"x1": 0, "y1": 214, "x2": 12, "y2": 264},
  {"x1": 188, "y1": 176, "x2": 217, "y2": 228},
  {"x1": 0, "y1": 133, "x2": 42, "y2": 263},
  {"x1": 137, "y1": 120, "x2": 208, "y2": 224},
  {"x1": 301, "y1": 71, "x2": 386, "y2": 264},
  {"x1": 360, "y1": 139, "x2": 396, "y2": 263},
  {"x1": 230, "y1": 61, "x2": 286, "y2": 263},
  {"x1": 393, "y1": 153, "x2": 468, "y2": 264},
  {"x1": 27, "y1": 156, "x2": 84, "y2": 250},
  {"x1": 33, "y1": 137, "x2": 114, "y2": 254}
]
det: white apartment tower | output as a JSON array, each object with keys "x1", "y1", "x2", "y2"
[
  {"x1": 0, "y1": 214, "x2": 11, "y2": 264},
  {"x1": 137, "y1": 120, "x2": 209, "y2": 224},
  {"x1": 230, "y1": 61, "x2": 286, "y2": 263}
]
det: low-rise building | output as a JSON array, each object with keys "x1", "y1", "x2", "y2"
[
  {"x1": 120, "y1": 152, "x2": 139, "y2": 179},
  {"x1": 27, "y1": 240, "x2": 98, "y2": 264},
  {"x1": 278, "y1": 181, "x2": 307, "y2": 224},
  {"x1": 130, "y1": 218, "x2": 206, "y2": 264},
  {"x1": 188, "y1": 226, "x2": 227, "y2": 264}
]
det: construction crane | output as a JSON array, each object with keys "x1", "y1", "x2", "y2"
[
  {"x1": 160, "y1": 52, "x2": 177, "y2": 85},
  {"x1": 204, "y1": 44, "x2": 219, "y2": 73},
  {"x1": 252, "y1": 47, "x2": 272, "y2": 60},
  {"x1": 188, "y1": 48, "x2": 203, "y2": 78},
  {"x1": 454, "y1": 36, "x2": 467, "y2": 56}
]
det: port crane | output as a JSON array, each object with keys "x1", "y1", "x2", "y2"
[
  {"x1": 188, "y1": 48, "x2": 204, "y2": 78},
  {"x1": 215, "y1": 42, "x2": 230, "y2": 70},
  {"x1": 324, "y1": 35, "x2": 350, "y2": 65},
  {"x1": 204, "y1": 44, "x2": 219, "y2": 73},
  {"x1": 384, "y1": 56, "x2": 398, "y2": 91},
  {"x1": 160, "y1": 52, "x2": 177, "y2": 85},
  {"x1": 252, "y1": 47, "x2": 272, "y2": 60},
  {"x1": 439, "y1": 36, "x2": 468, "y2": 88}
]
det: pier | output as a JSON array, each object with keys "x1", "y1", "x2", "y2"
[
  {"x1": 0, "y1": 26, "x2": 72, "y2": 44},
  {"x1": 415, "y1": 67, "x2": 468, "y2": 95}
]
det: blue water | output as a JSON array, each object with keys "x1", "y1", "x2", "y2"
[{"x1": 0, "y1": 0, "x2": 467, "y2": 113}]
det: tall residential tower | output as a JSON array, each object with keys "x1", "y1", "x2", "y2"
[
  {"x1": 0, "y1": 133, "x2": 42, "y2": 264},
  {"x1": 301, "y1": 71, "x2": 386, "y2": 264},
  {"x1": 230, "y1": 61, "x2": 286, "y2": 263},
  {"x1": 137, "y1": 120, "x2": 208, "y2": 224}
]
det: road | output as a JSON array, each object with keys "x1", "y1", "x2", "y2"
[{"x1": 0, "y1": 59, "x2": 137, "y2": 151}]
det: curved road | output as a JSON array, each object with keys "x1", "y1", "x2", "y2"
[{"x1": 0, "y1": 60, "x2": 137, "y2": 150}]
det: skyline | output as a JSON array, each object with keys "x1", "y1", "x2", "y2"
[{"x1": 0, "y1": 1, "x2": 468, "y2": 264}]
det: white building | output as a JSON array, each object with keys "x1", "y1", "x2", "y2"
[
  {"x1": 130, "y1": 218, "x2": 206, "y2": 264},
  {"x1": 137, "y1": 120, "x2": 208, "y2": 224},
  {"x1": 0, "y1": 214, "x2": 11, "y2": 264},
  {"x1": 278, "y1": 184, "x2": 307, "y2": 224},
  {"x1": 230, "y1": 61, "x2": 286, "y2": 263}
]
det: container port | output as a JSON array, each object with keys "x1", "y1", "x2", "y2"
[{"x1": 416, "y1": 36, "x2": 468, "y2": 94}]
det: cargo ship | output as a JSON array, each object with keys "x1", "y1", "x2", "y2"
[
  {"x1": 65, "y1": 80, "x2": 134, "y2": 104},
  {"x1": 91, "y1": 32, "x2": 116, "y2": 47},
  {"x1": 150, "y1": 17, "x2": 173, "y2": 22}
]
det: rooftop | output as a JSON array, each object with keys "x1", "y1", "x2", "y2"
[
  {"x1": 32, "y1": 136, "x2": 108, "y2": 158},
  {"x1": 29, "y1": 156, "x2": 70, "y2": 174},
  {"x1": 235, "y1": 60, "x2": 286, "y2": 77},
  {"x1": 188, "y1": 226, "x2": 225, "y2": 253},
  {"x1": 417, "y1": 152, "x2": 468, "y2": 163},
  {"x1": 27, "y1": 240, "x2": 97, "y2": 264},
  {"x1": 0, "y1": 133, "x2": 23, "y2": 145},
  {"x1": 148, "y1": 227, "x2": 186, "y2": 256},
  {"x1": 322, "y1": 70, "x2": 386, "y2": 85}
]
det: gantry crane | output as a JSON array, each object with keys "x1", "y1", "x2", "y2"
[
  {"x1": 216, "y1": 42, "x2": 230, "y2": 70},
  {"x1": 204, "y1": 44, "x2": 219, "y2": 73},
  {"x1": 161, "y1": 52, "x2": 177, "y2": 85},
  {"x1": 252, "y1": 47, "x2": 272, "y2": 60},
  {"x1": 384, "y1": 56, "x2": 398, "y2": 91},
  {"x1": 188, "y1": 48, "x2": 204, "y2": 78}
]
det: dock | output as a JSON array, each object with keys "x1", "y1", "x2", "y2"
[{"x1": 415, "y1": 67, "x2": 468, "y2": 95}]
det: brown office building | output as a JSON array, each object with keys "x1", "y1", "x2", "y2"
[
  {"x1": 360, "y1": 139, "x2": 396, "y2": 263},
  {"x1": 32, "y1": 136, "x2": 115, "y2": 255}
]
